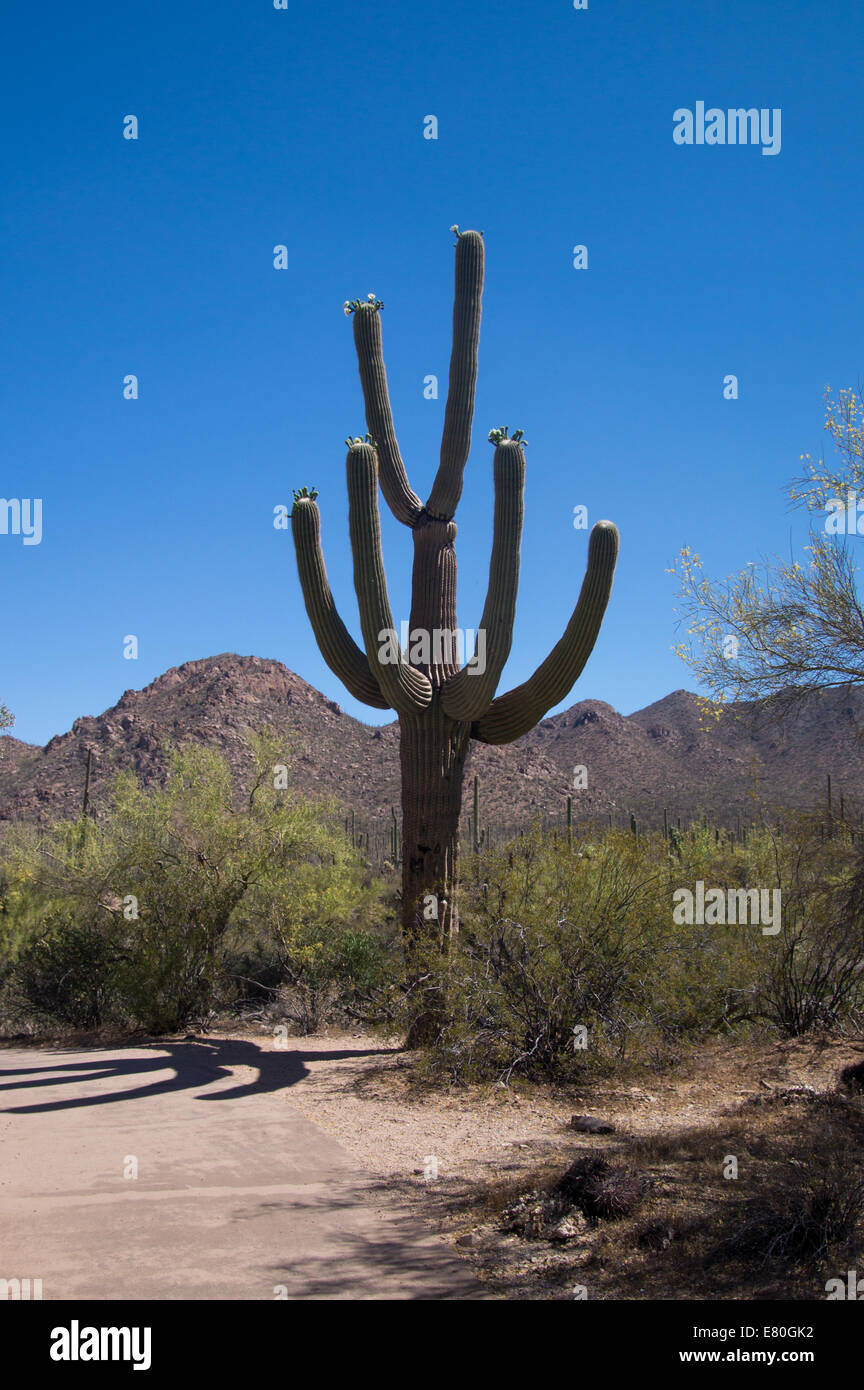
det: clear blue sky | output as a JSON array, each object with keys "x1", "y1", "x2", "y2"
[{"x1": 2, "y1": 0, "x2": 863, "y2": 744}]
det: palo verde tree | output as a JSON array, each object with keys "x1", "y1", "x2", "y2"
[
  {"x1": 290, "y1": 228, "x2": 619, "y2": 961},
  {"x1": 673, "y1": 384, "x2": 864, "y2": 721}
]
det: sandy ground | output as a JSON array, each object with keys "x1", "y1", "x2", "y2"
[
  {"x1": 262, "y1": 1027, "x2": 863, "y2": 1177},
  {"x1": 274, "y1": 1030, "x2": 575, "y2": 1177},
  {"x1": 233, "y1": 1026, "x2": 864, "y2": 1300},
  {"x1": 0, "y1": 1039, "x2": 482, "y2": 1300},
  {"x1": 5, "y1": 1026, "x2": 862, "y2": 1300}
]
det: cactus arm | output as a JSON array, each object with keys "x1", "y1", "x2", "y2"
[
  {"x1": 347, "y1": 442, "x2": 433, "y2": 713},
  {"x1": 425, "y1": 229, "x2": 485, "y2": 521},
  {"x1": 440, "y1": 438, "x2": 524, "y2": 721},
  {"x1": 470, "y1": 520, "x2": 619, "y2": 744},
  {"x1": 290, "y1": 497, "x2": 390, "y2": 709},
  {"x1": 351, "y1": 305, "x2": 424, "y2": 527}
]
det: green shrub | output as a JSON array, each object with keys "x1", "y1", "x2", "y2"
[
  {"x1": 712, "y1": 1144, "x2": 864, "y2": 1269},
  {"x1": 409, "y1": 814, "x2": 864, "y2": 1083},
  {"x1": 13, "y1": 912, "x2": 123, "y2": 1029},
  {"x1": 0, "y1": 737, "x2": 389, "y2": 1035}
]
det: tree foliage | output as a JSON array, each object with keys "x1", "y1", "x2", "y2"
[
  {"x1": 672, "y1": 386, "x2": 864, "y2": 718},
  {"x1": 0, "y1": 736, "x2": 386, "y2": 1033}
]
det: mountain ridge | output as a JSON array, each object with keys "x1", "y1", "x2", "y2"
[{"x1": 1, "y1": 654, "x2": 861, "y2": 832}]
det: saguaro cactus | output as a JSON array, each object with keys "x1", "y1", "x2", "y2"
[{"x1": 290, "y1": 228, "x2": 618, "y2": 960}]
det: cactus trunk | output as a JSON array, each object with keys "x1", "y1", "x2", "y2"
[{"x1": 399, "y1": 701, "x2": 470, "y2": 948}]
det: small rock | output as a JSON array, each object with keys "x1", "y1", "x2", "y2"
[
  {"x1": 760, "y1": 1079, "x2": 818, "y2": 1099},
  {"x1": 780, "y1": 1083, "x2": 819, "y2": 1103},
  {"x1": 501, "y1": 1195, "x2": 546, "y2": 1238},
  {"x1": 570, "y1": 1115, "x2": 615, "y2": 1134},
  {"x1": 548, "y1": 1211, "x2": 589, "y2": 1242}
]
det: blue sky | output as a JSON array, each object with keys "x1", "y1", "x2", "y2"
[{"x1": 2, "y1": 0, "x2": 863, "y2": 744}]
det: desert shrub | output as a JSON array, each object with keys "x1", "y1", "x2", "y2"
[
  {"x1": 838, "y1": 1059, "x2": 864, "y2": 1092},
  {"x1": 406, "y1": 812, "x2": 864, "y2": 1081},
  {"x1": 754, "y1": 834, "x2": 864, "y2": 1036},
  {"x1": 4, "y1": 771, "x2": 861, "y2": 1050},
  {"x1": 711, "y1": 1145, "x2": 864, "y2": 1269},
  {"x1": 410, "y1": 826, "x2": 768, "y2": 1082},
  {"x1": 236, "y1": 862, "x2": 398, "y2": 1033},
  {"x1": 0, "y1": 737, "x2": 388, "y2": 1034},
  {"x1": 12, "y1": 910, "x2": 124, "y2": 1029},
  {"x1": 406, "y1": 828, "x2": 667, "y2": 1082}
]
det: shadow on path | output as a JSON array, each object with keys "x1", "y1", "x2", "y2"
[
  {"x1": 262, "y1": 1206, "x2": 486, "y2": 1299},
  {"x1": 0, "y1": 1039, "x2": 394, "y2": 1114}
]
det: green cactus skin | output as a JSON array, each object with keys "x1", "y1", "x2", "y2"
[{"x1": 290, "y1": 229, "x2": 619, "y2": 989}]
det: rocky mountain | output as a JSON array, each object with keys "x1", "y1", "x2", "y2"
[{"x1": 0, "y1": 653, "x2": 861, "y2": 836}]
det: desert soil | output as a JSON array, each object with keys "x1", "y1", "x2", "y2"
[{"x1": 232, "y1": 1026, "x2": 864, "y2": 1300}]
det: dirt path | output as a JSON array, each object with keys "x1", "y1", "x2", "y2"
[
  {"x1": 0, "y1": 1039, "x2": 481, "y2": 1300},
  {"x1": 252, "y1": 1028, "x2": 864, "y2": 1301}
]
